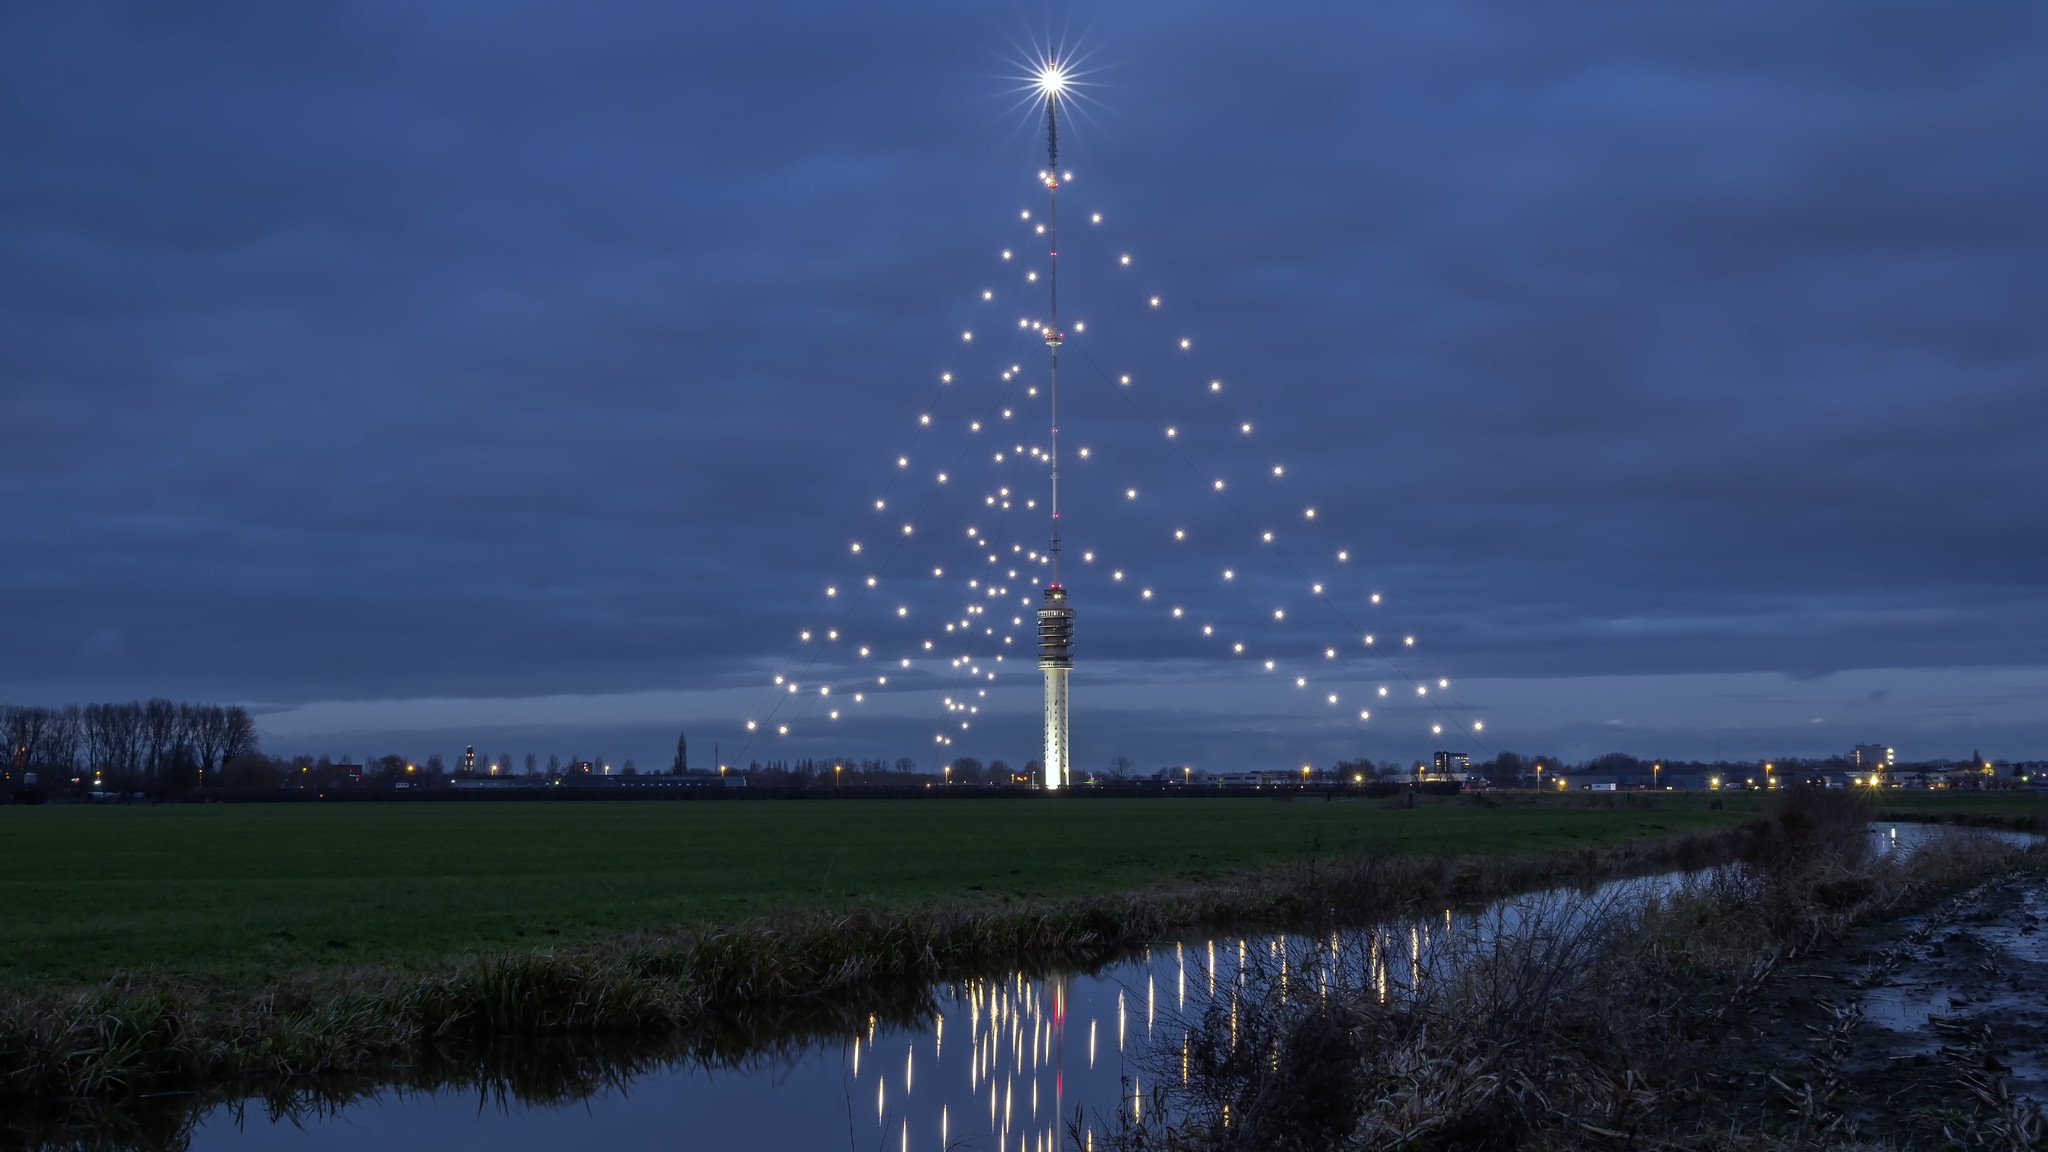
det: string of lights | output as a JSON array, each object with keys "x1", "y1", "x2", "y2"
[{"x1": 731, "y1": 54, "x2": 1490, "y2": 765}]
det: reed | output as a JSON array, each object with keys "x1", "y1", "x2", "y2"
[{"x1": 1100, "y1": 791, "x2": 2037, "y2": 1151}]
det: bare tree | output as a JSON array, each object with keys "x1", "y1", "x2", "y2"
[
  {"x1": 84, "y1": 702, "x2": 145, "y2": 794},
  {"x1": 141, "y1": 698, "x2": 179, "y2": 792},
  {"x1": 221, "y1": 707, "x2": 258, "y2": 762},
  {"x1": 187, "y1": 704, "x2": 230, "y2": 783}
]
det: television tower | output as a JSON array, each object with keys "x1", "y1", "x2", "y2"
[{"x1": 1035, "y1": 67, "x2": 1073, "y2": 790}]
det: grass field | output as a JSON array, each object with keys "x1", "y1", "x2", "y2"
[{"x1": 0, "y1": 794, "x2": 1778, "y2": 985}]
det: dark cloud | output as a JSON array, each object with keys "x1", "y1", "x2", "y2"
[{"x1": 3, "y1": 0, "x2": 2046, "y2": 768}]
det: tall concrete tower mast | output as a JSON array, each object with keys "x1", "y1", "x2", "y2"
[{"x1": 1035, "y1": 67, "x2": 1073, "y2": 790}]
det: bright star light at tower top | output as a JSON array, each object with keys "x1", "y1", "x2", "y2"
[{"x1": 1008, "y1": 45, "x2": 1094, "y2": 121}]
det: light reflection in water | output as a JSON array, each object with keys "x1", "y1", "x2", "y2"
[{"x1": 185, "y1": 847, "x2": 2008, "y2": 1152}]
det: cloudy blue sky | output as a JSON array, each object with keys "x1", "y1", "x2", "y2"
[{"x1": 4, "y1": 1, "x2": 2045, "y2": 772}]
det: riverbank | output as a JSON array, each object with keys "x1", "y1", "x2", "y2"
[
  {"x1": 0, "y1": 813, "x2": 1752, "y2": 1127},
  {"x1": 1103, "y1": 793, "x2": 2042, "y2": 1150}
]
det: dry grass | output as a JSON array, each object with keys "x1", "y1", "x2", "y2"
[{"x1": 1097, "y1": 790, "x2": 2037, "y2": 1152}]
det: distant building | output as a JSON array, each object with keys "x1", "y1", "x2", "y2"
[
  {"x1": 1430, "y1": 751, "x2": 1470, "y2": 781},
  {"x1": 1851, "y1": 744, "x2": 1891, "y2": 770},
  {"x1": 459, "y1": 746, "x2": 477, "y2": 775}
]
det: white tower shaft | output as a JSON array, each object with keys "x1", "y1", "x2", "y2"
[{"x1": 1036, "y1": 84, "x2": 1072, "y2": 791}]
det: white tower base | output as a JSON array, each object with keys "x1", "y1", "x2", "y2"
[{"x1": 1042, "y1": 667, "x2": 1069, "y2": 789}]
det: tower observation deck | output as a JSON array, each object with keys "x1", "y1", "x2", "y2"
[{"x1": 1038, "y1": 584, "x2": 1073, "y2": 787}]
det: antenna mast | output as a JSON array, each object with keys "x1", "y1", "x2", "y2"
[{"x1": 1035, "y1": 77, "x2": 1074, "y2": 791}]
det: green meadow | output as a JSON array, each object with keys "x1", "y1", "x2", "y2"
[{"x1": 0, "y1": 793, "x2": 1776, "y2": 985}]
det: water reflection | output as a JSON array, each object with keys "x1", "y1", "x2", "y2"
[{"x1": 14, "y1": 823, "x2": 2020, "y2": 1152}]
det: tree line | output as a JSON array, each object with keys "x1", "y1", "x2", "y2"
[{"x1": 3, "y1": 701, "x2": 258, "y2": 798}]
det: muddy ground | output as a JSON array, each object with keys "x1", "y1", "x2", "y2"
[{"x1": 1703, "y1": 862, "x2": 2048, "y2": 1147}]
